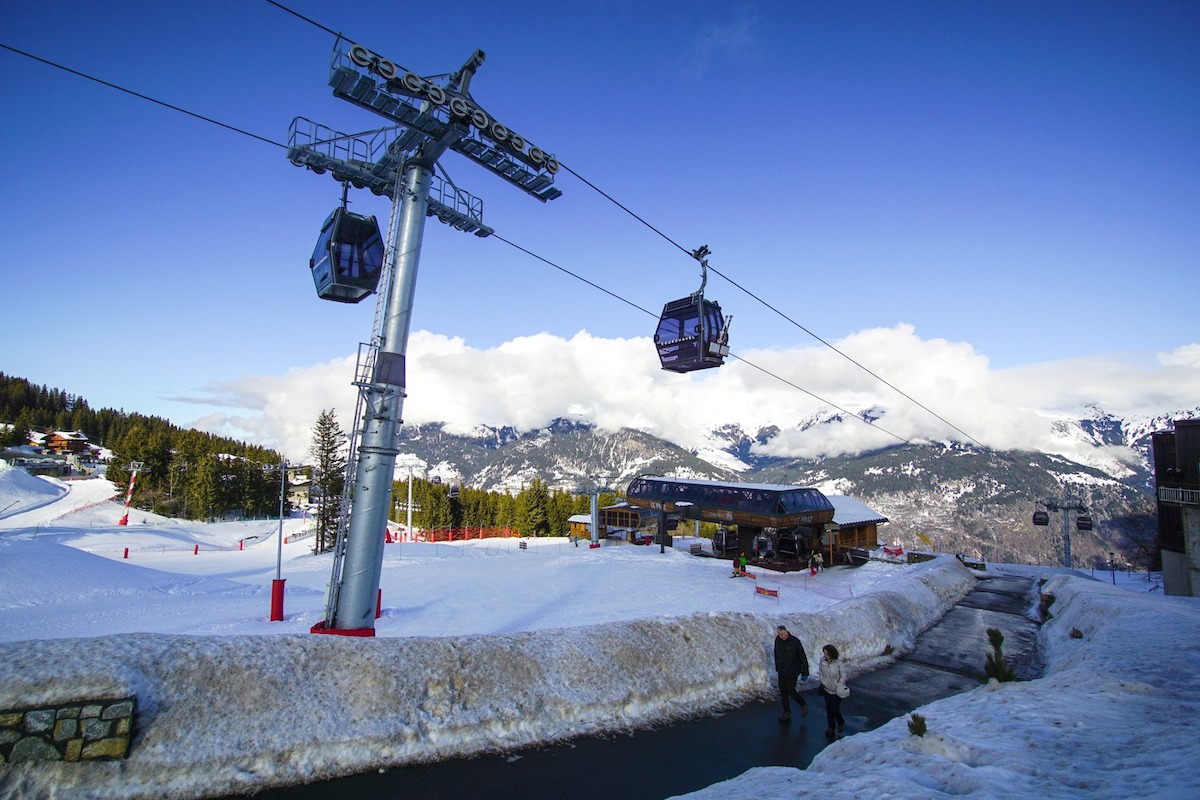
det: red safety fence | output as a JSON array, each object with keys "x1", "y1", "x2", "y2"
[{"x1": 418, "y1": 527, "x2": 521, "y2": 542}]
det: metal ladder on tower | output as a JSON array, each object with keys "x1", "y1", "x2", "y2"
[{"x1": 321, "y1": 163, "x2": 407, "y2": 626}]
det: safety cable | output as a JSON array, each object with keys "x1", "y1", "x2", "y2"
[{"x1": 0, "y1": 34, "x2": 945, "y2": 453}]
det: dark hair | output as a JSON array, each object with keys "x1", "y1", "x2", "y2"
[{"x1": 823, "y1": 644, "x2": 839, "y2": 660}]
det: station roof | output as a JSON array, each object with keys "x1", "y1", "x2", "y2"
[
  {"x1": 624, "y1": 475, "x2": 835, "y2": 528},
  {"x1": 826, "y1": 495, "x2": 889, "y2": 527}
]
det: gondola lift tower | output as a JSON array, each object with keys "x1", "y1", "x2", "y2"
[{"x1": 288, "y1": 37, "x2": 562, "y2": 634}]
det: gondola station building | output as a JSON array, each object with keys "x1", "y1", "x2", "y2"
[{"x1": 606, "y1": 476, "x2": 888, "y2": 569}]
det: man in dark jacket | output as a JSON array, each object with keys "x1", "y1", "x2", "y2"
[{"x1": 773, "y1": 624, "x2": 809, "y2": 721}]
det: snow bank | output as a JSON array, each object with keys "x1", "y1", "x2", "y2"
[
  {"x1": 0, "y1": 461, "x2": 67, "y2": 519},
  {"x1": 0, "y1": 558, "x2": 974, "y2": 799},
  {"x1": 679, "y1": 572, "x2": 1200, "y2": 800}
]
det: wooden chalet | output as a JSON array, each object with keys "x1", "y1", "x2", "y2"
[
  {"x1": 44, "y1": 430, "x2": 91, "y2": 455},
  {"x1": 825, "y1": 494, "x2": 889, "y2": 557},
  {"x1": 568, "y1": 503, "x2": 658, "y2": 542}
]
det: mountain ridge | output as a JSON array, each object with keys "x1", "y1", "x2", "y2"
[{"x1": 393, "y1": 406, "x2": 1196, "y2": 568}]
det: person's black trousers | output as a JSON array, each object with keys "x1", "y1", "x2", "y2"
[
  {"x1": 777, "y1": 674, "x2": 806, "y2": 713},
  {"x1": 820, "y1": 687, "x2": 845, "y2": 731}
]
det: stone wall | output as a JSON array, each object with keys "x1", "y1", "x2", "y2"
[{"x1": 0, "y1": 697, "x2": 135, "y2": 764}]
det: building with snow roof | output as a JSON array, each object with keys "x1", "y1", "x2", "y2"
[
  {"x1": 825, "y1": 494, "x2": 890, "y2": 557},
  {"x1": 39, "y1": 430, "x2": 92, "y2": 456}
]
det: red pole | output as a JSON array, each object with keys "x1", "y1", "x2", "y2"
[
  {"x1": 239, "y1": 539, "x2": 244, "y2": 551},
  {"x1": 376, "y1": 588, "x2": 382, "y2": 619},
  {"x1": 193, "y1": 544, "x2": 199, "y2": 555},
  {"x1": 123, "y1": 547, "x2": 129, "y2": 559},
  {"x1": 270, "y1": 578, "x2": 286, "y2": 621}
]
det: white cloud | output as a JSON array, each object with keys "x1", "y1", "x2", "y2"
[
  {"x1": 680, "y1": 4, "x2": 763, "y2": 79},
  {"x1": 181, "y1": 327, "x2": 1200, "y2": 464},
  {"x1": 1159, "y1": 343, "x2": 1200, "y2": 369}
]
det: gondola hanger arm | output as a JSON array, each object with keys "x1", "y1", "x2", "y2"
[{"x1": 691, "y1": 244, "x2": 711, "y2": 296}]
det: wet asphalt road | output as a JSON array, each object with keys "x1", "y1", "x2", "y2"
[{"x1": 240, "y1": 575, "x2": 1041, "y2": 800}]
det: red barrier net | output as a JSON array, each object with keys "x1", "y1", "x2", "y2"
[{"x1": 418, "y1": 527, "x2": 521, "y2": 542}]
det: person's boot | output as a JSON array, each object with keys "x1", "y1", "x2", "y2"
[
  {"x1": 824, "y1": 728, "x2": 835, "y2": 738},
  {"x1": 837, "y1": 719, "x2": 845, "y2": 732},
  {"x1": 778, "y1": 711, "x2": 791, "y2": 722}
]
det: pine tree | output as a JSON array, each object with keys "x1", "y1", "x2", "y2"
[
  {"x1": 308, "y1": 409, "x2": 347, "y2": 554},
  {"x1": 550, "y1": 489, "x2": 577, "y2": 537},
  {"x1": 982, "y1": 627, "x2": 1017, "y2": 682},
  {"x1": 189, "y1": 454, "x2": 224, "y2": 521},
  {"x1": 517, "y1": 479, "x2": 551, "y2": 537},
  {"x1": 496, "y1": 493, "x2": 517, "y2": 534}
]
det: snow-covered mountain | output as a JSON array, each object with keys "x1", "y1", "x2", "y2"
[{"x1": 392, "y1": 406, "x2": 1195, "y2": 568}]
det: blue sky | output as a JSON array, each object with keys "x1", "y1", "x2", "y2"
[{"x1": 2, "y1": 1, "x2": 1197, "y2": 460}]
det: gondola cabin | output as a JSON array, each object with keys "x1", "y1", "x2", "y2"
[
  {"x1": 1076, "y1": 514, "x2": 1093, "y2": 531},
  {"x1": 1032, "y1": 511, "x2": 1050, "y2": 526},
  {"x1": 654, "y1": 296, "x2": 729, "y2": 372},
  {"x1": 310, "y1": 207, "x2": 384, "y2": 303}
]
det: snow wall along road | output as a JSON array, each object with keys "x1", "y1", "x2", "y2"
[{"x1": 0, "y1": 557, "x2": 975, "y2": 800}]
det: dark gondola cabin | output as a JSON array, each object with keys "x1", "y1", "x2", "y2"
[
  {"x1": 310, "y1": 207, "x2": 384, "y2": 303},
  {"x1": 654, "y1": 296, "x2": 729, "y2": 372},
  {"x1": 1076, "y1": 515, "x2": 1093, "y2": 531},
  {"x1": 1032, "y1": 511, "x2": 1050, "y2": 526}
]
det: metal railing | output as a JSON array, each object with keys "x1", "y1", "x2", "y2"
[
  {"x1": 287, "y1": 117, "x2": 492, "y2": 236},
  {"x1": 1158, "y1": 486, "x2": 1200, "y2": 506}
]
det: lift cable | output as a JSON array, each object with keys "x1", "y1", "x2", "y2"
[
  {"x1": 0, "y1": 37, "x2": 942, "y2": 453},
  {"x1": 0, "y1": 43, "x2": 287, "y2": 150},
  {"x1": 489, "y1": 236, "x2": 924, "y2": 452},
  {"x1": 264, "y1": 0, "x2": 418, "y2": 79},
  {"x1": 558, "y1": 161, "x2": 987, "y2": 450},
  {"x1": 257, "y1": 0, "x2": 989, "y2": 450},
  {"x1": 557, "y1": 163, "x2": 693, "y2": 259},
  {"x1": 263, "y1": 0, "x2": 341, "y2": 38},
  {"x1": 490, "y1": 234, "x2": 657, "y2": 320}
]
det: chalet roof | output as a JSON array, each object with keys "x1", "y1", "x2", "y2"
[
  {"x1": 51, "y1": 430, "x2": 89, "y2": 441},
  {"x1": 567, "y1": 514, "x2": 592, "y2": 524},
  {"x1": 826, "y1": 494, "x2": 889, "y2": 527}
]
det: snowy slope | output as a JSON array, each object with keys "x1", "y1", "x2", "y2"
[{"x1": 0, "y1": 475, "x2": 1197, "y2": 800}]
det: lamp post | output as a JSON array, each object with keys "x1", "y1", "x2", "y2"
[
  {"x1": 270, "y1": 460, "x2": 287, "y2": 621},
  {"x1": 1109, "y1": 551, "x2": 1116, "y2": 585},
  {"x1": 407, "y1": 462, "x2": 414, "y2": 543}
]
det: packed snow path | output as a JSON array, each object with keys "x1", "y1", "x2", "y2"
[{"x1": 850, "y1": 574, "x2": 1042, "y2": 710}]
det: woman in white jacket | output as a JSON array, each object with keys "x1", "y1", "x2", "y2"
[{"x1": 818, "y1": 644, "x2": 849, "y2": 737}]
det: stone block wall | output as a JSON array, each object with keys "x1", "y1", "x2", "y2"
[{"x1": 0, "y1": 697, "x2": 135, "y2": 764}]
